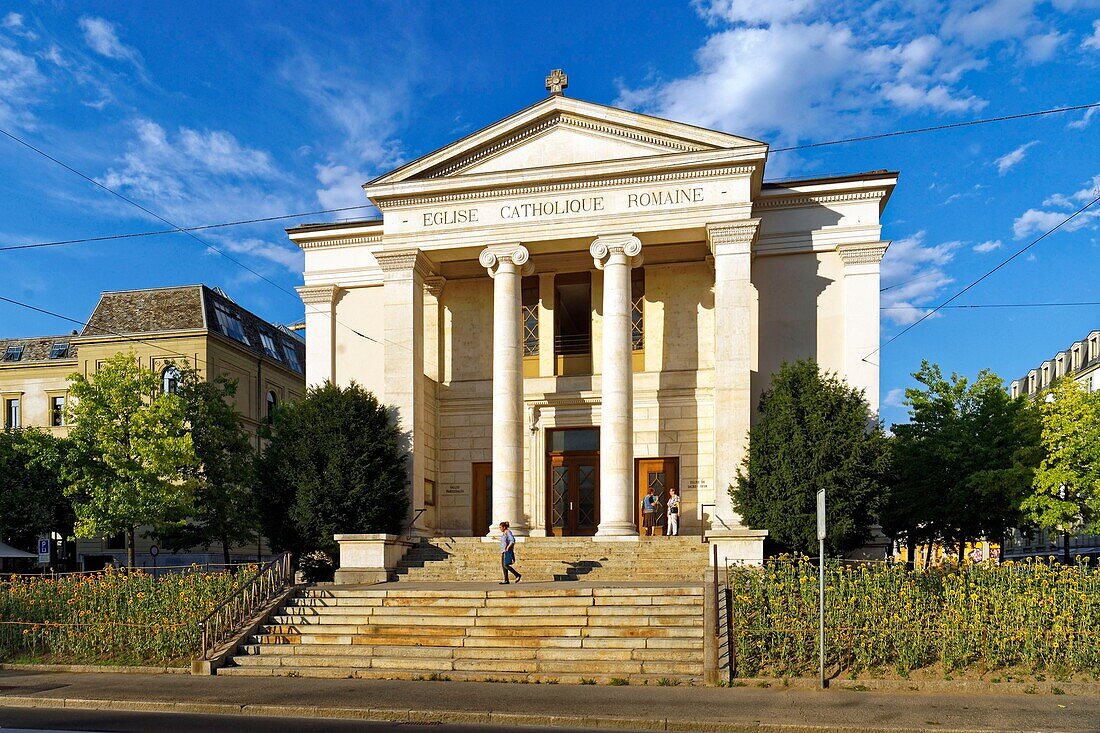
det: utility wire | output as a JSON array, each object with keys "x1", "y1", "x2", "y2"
[
  {"x1": 0, "y1": 206, "x2": 377, "y2": 252},
  {"x1": 770, "y1": 101, "x2": 1100, "y2": 155},
  {"x1": 0, "y1": 127, "x2": 383, "y2": 347},
  {"x1": 884, "y1": 301, "x2": 1100, "y2": 310},
  {"x1": 0, "y1": 295, "x2": 204, "y2": 363},
  {"x1": 3, "y1": 101, "x2": 1098, "y2": 255},
  {"x1": 866, "y1": 193, "x2": 1100, "y2": 362}
]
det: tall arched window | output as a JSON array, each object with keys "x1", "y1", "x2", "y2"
[
  {"x1": 162, "y1": 365, "x2": 181, "y2": 395},
  {"x1": 266, "y1": 390, "x2": 278, "y2": 421}
]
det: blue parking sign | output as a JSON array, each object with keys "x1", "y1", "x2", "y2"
[{"x1": 37, "y1": 537, "x2": 50, "y2": 562}]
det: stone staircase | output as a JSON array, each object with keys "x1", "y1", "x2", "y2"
[
  {"x1": 217, "y1": 583, "x2": 706, "y2": 684},
  {"x1": 393, "y1": 536, "x2": 711, "y2": 583}
]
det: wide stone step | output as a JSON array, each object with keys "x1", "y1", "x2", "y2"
[
  {"x1": 216, "y1": 665, "x2": 702, "y2": 685},
  {"x1": 227, "y1": 654, "x2": 702, "y2": 676}
]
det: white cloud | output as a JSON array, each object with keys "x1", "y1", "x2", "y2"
[
  {"x1": 2, "y1": 12, "x2": 36, "y2": 40},
  {"x1": 993, "y1": 141, "x2": 1038, "y2": 174},
  {"x1": 78, "y1": 16, "x2": 141, "y2": 67},
  {"x1": 697, "y1": 0, "x2": 820, "y2": 25},
  {"x1": 943, "y1": 0, "x2": 1039, "y2": 46},
  {"x1": 0, "y1": 44, "x2": 46, "y2": 130},
  {"x1": 95, "y1": 119, "x2": 301, "y2": 272},
  {"x1": 882, "y1": 82, "x2": 987, "y2": 114},
  {"x1": 880, "y1": 232, "x2": 960, "y2": 325},
  {"x1": 973, "y1": 239, "x2": 1002, "y2": 253},
  {"x1": 1068, "y1": 106, "x2": 1097, "y2": 130},
  {"x1": 1013, "y1": 174, "x2": 1100, "y2": 238},
  {"x1": 1083, "y1": 20, "x2": 1100, "y2": 50},
  {"x1": 882, "y1": 388, "x2": 906, "y2": 408},
  {"x1": 1023, "y1": 30, "x2": 1069, "y2": 61}
]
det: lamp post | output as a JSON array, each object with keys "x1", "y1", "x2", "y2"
[{"x1": 1045, "y1": 392, "x2": 1073, "y2": 566}]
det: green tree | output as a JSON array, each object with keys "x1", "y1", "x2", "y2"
[
  {"x1": 64, "y1": 352, "x2": 197, "y2": 567},
  {"x1": 732, "y1": 359, "x2": 891, "y2": 555},
  {"x1": 1023, "y1": 377, "x2": 1100, "y2": 562},
  {"x1": 885, "y1": 361, "x2": 1039, "y2": 561},
  {"x1": 0, "y1": 428, "x2": 73, "y2": 551},
  {"x1": 257, "y1": 381, "x2": 408, "y2": 558},
  {"x1": 156, "y1": 367, "x2": 258, "y2": 565}
]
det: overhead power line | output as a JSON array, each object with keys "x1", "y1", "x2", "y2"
[
  {"x1": 866, "y1": 193, "x2": 1100, "y2": 362},
  {"x1": 0, "y1": 206, "x2": 377, "y2": 252},
  {"x1": 0, "y1": 127, "x2": 384, "y2": 347},
  {"x1": 884, "y1": 301, "x2": 1100, "y2": 311},
  {"x1": 2, "y1": 101, "x2": 1097, "y2": 255},
  {"x1": 770, "y1": 101, "x2": 1100, "y2": 155}
]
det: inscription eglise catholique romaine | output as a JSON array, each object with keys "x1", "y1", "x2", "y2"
[{"x1": 420, "y1": 187, "x2": 705, "y2": 228}]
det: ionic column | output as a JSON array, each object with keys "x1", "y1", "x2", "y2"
[
  {"x1": 837, "y1": 241, "x2": 889, "y2": 413},
  {"x1": 591, "y1": 234, "x2": 642, "y2": 538},
  {"x1": 707, "y1": 220, "x2": 759, "y2": 532},
  {"x1": 296, "y1": 284, "x2": 342, "y2": 388},
  {"x1": 480, "y1": 243, "x2": 532, "y2": 536}
]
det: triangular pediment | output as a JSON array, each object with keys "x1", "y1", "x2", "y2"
[{"x1": 368, "y1": 95, "x2": 766, "y2": 187}]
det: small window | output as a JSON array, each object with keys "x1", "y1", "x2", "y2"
[
  {"x1": 214, "y1": 303, "x2": 250, "y2": 345},
  {"x1": 5, "y1": 398, "x2": 20, "y2": 429},
  {"x1": 260, "y1": 332, "x2": 281, "y2": 360},
  {"x1": 522, "y1": 276, "x2": 539, "y2": 358},
  {"x1": 49, "y1": 342, "x2": 70, "y2": 359},
  {"x1": 631, "y1": 268, "x2": 645, "y2": 351},
  {"x1": 50, "y1": 395, "x2": 65, "y2": 427},
  {"x1": 282, "y1": 343, "x2": 302, "y2": 373},
  {"x1": 266, "y1": 390, "x2": 278, "y2": 421},
  {"x1": 162, "y1": 365, "x2": 181, "y2": 395},
  {"x1": 3, "y1": 345, "x2": 23, "y2": 362}
]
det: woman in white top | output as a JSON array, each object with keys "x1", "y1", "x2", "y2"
[{"x1": 666, "y1": 487, "x2": 682, "y2": 537}]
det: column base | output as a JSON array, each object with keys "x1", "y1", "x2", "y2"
[{"x1": 594, "y1": 522, "x2": 639, "y2": 541}]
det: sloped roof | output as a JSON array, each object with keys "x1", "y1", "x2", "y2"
[
  {"x1": 0, "y1": 335, "x2": 77, "y2": 364},
  {"x1": 0, "y1": 541, "x2": 37, "y2": 559}
]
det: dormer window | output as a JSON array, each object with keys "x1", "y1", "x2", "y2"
[
  {"x1": 260, "y1": 331, "x2": 280, "y2": 361},
  {"x1": 214, "y1": 303, "x2": 250, "y2": 345},
  {"x1": 2, "y1": 345, "x2": 23, "y2": 362},
  {"x1": 282, "y1": 343, "x2": 302, "y2": 373},
  {"x1": 49, "y1": 342, "x2": 70, "y2": 359}
]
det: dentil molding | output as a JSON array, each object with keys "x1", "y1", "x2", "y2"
[
  {"x1": 706, "y1": 219, "x2": 760, "y2": 255},
  {"x1": 837, "y1": 241, "x2": 890, "y2": 266},
  {"x1": 374, "y1": 248, "x2": 433, "y2": 280}
]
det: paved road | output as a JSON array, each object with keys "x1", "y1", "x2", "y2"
[{"x1": 1, "y1": 707, "x2": 637, "y2": 733}]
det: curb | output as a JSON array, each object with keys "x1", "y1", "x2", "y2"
[
  {"x1": 734, "y1": 677, "x2": 1100, "y2": 696},
  {"x1": 0, "y1": 695, "x2": 1061, "y2": 733},
  {"x1": 0, "y1": 663, "x2": 189, "y2": 675}
]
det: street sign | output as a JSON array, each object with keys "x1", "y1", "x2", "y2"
[
  {"x1": 816, "y1": 489, "x2": 826, "y2": 541},
  {"x1": 37, "y1": 537, "x2": 50, "y2": 565},
  {"x1": 149, "y1": 545, "x2": 159, "y2": 557}
]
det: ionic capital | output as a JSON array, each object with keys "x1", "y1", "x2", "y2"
[
  {"x1": 375, "y1": 248, "x2": 432, "y2": 280},
  {"x1": 480, "y1": 243, "x2": 532, "y2": 278},
  {"x1": 706, "y1": 219, "x2": 760, "y2": 256},
  {"x1": 296, "y1": 283, "x2": 341, "y2": 307},
  {"x1": 590, "y1": 234, "x2": 642, "y2": 270},
  {"x1": 837, "y1": 241, "x2": 890, "y2": 267}
]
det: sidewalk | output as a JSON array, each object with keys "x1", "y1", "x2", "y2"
[{"x1": 1, "y1": 670, "x2": 1098, "y2": 732}]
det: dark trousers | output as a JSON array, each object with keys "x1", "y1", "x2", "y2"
[{"x1": 502, "y1": 554, "x2": 520, "y2": 582}]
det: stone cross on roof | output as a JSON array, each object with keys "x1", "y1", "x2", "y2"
[{"x1": 545, "y1": 68, "x2": 568, "y2": 96}]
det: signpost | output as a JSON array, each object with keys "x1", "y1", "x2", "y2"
[
  {"x1": 149, "y1": 544, "x2": 159, "y2": 579},
  {"x1": 37, "y1": 537, "x2": 50, "y2": 566},
  {"x1": 816, "y1": 489, "x2": 826, "y2": 690}
]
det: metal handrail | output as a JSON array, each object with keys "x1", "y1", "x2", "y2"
[
  {"x1": 197, "y1": 552, "x2": 292, "y2": 660},
  {"x1": 402, "y1": 508, "x2": 428, "y2": 539}
]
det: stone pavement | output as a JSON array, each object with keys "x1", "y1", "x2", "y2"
[{"x1": 1, "y1": 669, "x2": 1099, "y2": 732}]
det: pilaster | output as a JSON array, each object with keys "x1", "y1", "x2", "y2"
[
  {"x1": 296, "y1": 284, "x2": 342, "y2": 388},
  {"x1": 837, "y1": 241, "x2": 889, "y2": 413},
  {"x1": 706, "y1": 219, "x2": 759, "y2": 532}
]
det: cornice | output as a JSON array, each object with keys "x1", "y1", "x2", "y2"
[
  {"x1": 754, "y1": 188, "x2": 889, "y2": 211},
  {"x1": 837, "y1": 241, "x2": 890, "y2": 266},
  {"x1": 425, "y1": 113, "x2": 710, "y2": 179},
  {"x1": 297, "y1": 233, "x2": 383, "y2": 251},
  {"x1": 376, "y1": 165, "x2": 757, "y2": 210}
]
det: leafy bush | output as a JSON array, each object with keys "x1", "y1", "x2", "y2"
[{"x1": 729, "y1": 556, "x2": 1100, "y2": 677}]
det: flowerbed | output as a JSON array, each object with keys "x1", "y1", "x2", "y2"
[
  {"x1": 0, "y1": 566, "x2": 252, "y2": 666},
  {"x1": 729, "y1": 557, "x2": 1100, "y2": 678}
]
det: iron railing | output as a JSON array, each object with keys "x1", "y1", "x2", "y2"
[
  {"x1": 401, "y1": 508, "x2": 428, "y2": 539},
  {"x1": 197, "y1": 552, "x2": 292, "y2": 660}
]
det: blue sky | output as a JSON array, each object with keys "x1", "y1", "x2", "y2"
[{"x1": 0, "y1": 0, "x2": 1098, "y2": 428}]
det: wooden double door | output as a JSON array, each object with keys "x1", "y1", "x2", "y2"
[{"x1": 547, "y1": 453, "x2": 600, "y2": 536}]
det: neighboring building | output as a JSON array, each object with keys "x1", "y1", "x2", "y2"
[
  {"x1": 0, "y1": 284, "x2": 305, "y2": 569},
  {"x1": 1002, "y1": 528, "x2": 1100, "y2": 563},
  {"x1": 288, "y1": 75, "x2": 896, "y2": 564},
  {"x1": 1010, "y1": 329, "x2": 1100, "y2": 397}
]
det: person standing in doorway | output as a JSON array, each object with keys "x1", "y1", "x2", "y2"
[
  {"x1": 641, "y1": 487, "x2": 661, "y2": 537},
  {"x1": 666, "y1": 486, "x2": 681, "y2": 537},
  {"x1": 499, "y1": 522, "x2": 521, "y2": 584}
]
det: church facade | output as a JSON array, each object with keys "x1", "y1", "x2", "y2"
[{"x1": 289, "y1": 77, "x2": 895, "y2": 562}]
